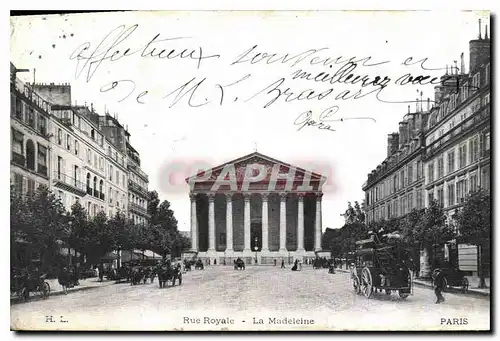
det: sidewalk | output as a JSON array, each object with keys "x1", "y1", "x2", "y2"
[
  {"x1": 413, "y1": 276, "x2": 490, "y2": 297},
  {"x1": 333, "y1": 268, "x2": 489, "y2": 297},
  {"x1": 11, "y1": 277, "x2": 116, "y2": 304}
]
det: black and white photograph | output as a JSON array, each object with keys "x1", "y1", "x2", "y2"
[{"x1": 9, "y1": 9, "x2": 491, "y2": 331}]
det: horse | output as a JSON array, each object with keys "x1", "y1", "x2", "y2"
[
  {"x1": 130, "y1": 267, "x2": 145, "y2": 285},
  {"x1": 157, "y1": 263, "x2": 182, "y2": 288}
]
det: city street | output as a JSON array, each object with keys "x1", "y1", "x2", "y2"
[{"x1": 11, "y1": 266, "x2": 490, "y2": 331}]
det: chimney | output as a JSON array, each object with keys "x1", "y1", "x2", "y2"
[
  {"x1": 387, "y1": 133, "x2": 399, "y2": 157},
  {"x1": 469, "y1": 19, "x2": 491, "y2": 73},
  {"x1": 399, "y1": 122, "x2": 409, "y2": 148}
]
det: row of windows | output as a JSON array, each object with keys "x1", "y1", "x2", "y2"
[
  {"x1": 427, "y1": 167, "x2": 490, "y2": 208},
  {"x1": 11, "y1": 129, "x2": 48, "y2": 177},
  {"x1": 130, "y1": 173, "x2": 148, "y2": 189},
  {"x1": 367, "y1": 161, "x2": 423, "y2": 205},
  {"x1": 427, "y1": 133, "x2": 487, "y2": 184},
  {"x1": 11, "y1": 96, "x2": 48, "y2": 136},
  {"x1": 431, "y1": 63, "x2": 490, "y2": 129},
  {"x1": 129, "y1": 193, "x2": 147, "y2": 209},
  {"x1": 129, "y1": 213, "x2": 147, "y2": 225},
  {"x1": 57, "y1": 109, "x2": 105, "y2": 147},
  {"x1": 12, "y1": 173, "x2": 44, "y2": 195},
  {"x1": 369, "y1": 187, "x2": 424, "y2": 222},
  {"x1": 108, "y1": 164, "x2": 126, "y2": 188}
]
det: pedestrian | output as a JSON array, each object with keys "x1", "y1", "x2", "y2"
[
  {"x1": 58, "y1": 267, "x2": 70, "y2": 295},
  {"x1": 98, "y1": 263, "x2": 104, "y2": 282},
  {"x1": 274, "y1": 259, "x2": 277, "y2": 266},
  {"x1": 281, "y1": 259, "x2": 285, "y2": 269},
  {"x1": 432, "y1": 269, "x2": 446, "y2": 304},
  {"x1": 214, "y1": 259, "x2": 217, "y2": 265}
]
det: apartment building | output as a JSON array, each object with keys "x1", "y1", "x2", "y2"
[
  {"x1": 362, "y1": 25, "x2": 491, "y2": 278},
  {"x1": 31, "y1": 83, "x2": 149, "y2": 223},
  {"x1": 10, "y1": 64, "x2": 51, "y2": 196},
  {"x1": 98, "y1": 114, "x2": 150, "y2": 225},
  {"x1": 422, "y1": 28, "x2": 490, "y2": 277},
  {"x1": 363, "y1": 108, "x2": 427, "y2": 224}
]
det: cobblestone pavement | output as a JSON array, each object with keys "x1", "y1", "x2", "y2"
[{"x1": 11, "y1": 266, "x2": 490, "y2": 331}]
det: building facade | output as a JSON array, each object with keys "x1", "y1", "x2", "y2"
[
  {"x1": 363, "y1": 108, "x2": 427, "y2": 225},
  {"x1": 10, "y1": 67, "x2": 151, "y2": 228},
  {"x1": 362, "y1": 26, "x2": 491, "y2": 278},
  {"x1": 187, "y1": 152, "x2": 326, "y2": 265},
  {"x1": 10, "y1": 64, "x2": 51, "y2": 198}
]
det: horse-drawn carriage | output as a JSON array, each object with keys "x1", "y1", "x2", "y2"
[
  {"x1": 234, "y1": 258, "x2": 245, "y2": 270},
  {"x1": 194, "y1": 259, "x2": 204, "y2": 270},
  {"x1": 155, "y1": 261, "x2": 183, "y2": 288},
  {"x1": 11, "y1": 271, "x2": 50, "y2": 301},
  {"x1": 432, "y1": 266, "x2": 469, "y2": 293},
  {"x1": 351, "y1": 231, "x2": 414, "y2": 300}
]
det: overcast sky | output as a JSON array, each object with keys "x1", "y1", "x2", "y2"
[{"x1": 10, "y1": 11, "x2": 489, "y2": 231}]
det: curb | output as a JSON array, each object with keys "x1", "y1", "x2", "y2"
[
  {"x1": 412, "y1": 280, "x2": 490, "y2": 298},
  {"x1": 10, "y1": 281, "x2": 116, "y2": 305}
]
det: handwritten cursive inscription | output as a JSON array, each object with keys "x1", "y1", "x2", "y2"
[
  {"x1": 294, "y1": 106, "x2": 376, "y2": 132},
  {"x1": 70, "y1": 24, "x2": 220, "y2": 82}
]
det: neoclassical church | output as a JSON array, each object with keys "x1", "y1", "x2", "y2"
[{"x1": 186, "y1": 152, "x2": 326, "y2": 264}]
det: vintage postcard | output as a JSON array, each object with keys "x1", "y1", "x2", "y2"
[{"x1": 9, "y1": 10, "x2": 491, "y2": 331}]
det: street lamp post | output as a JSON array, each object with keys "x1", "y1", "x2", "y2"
[{"x1": 254, "y1": 237, "x2": 258, "y2": 264}]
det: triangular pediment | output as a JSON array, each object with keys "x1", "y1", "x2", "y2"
[{"x1": 186, "y1": 152, "x2": 325, "y2": 184}]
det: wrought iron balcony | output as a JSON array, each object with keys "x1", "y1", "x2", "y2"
[
  {"x1": 52, "y1": 172, "x2": 87, "y2": 196},
  {"x1": 128, "y1": 179, "x2": 148, "y2": 197},
  {"x1": 128, "y1": 202, "x2": 150, "y2": 217}
]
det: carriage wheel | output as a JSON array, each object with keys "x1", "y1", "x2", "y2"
[
  {"x1": 461, "y1": 277, "x2": 469, "y2": 293},
  {"x1": 442, "y1": 277, "x2": 448, "y2": 293},
  {"x1": 361, "y1": 268, "x2": 373, "y2": 298}
]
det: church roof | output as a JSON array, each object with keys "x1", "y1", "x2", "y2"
[{"x1": 185, "y1": 151, "x2": 326, "y2": 182}]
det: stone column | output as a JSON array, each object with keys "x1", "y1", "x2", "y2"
[
  {"x1": 261, "y1": 193, "x2": 269, "y2": 252},
  {"x1": 279, "y1": 192, "x2": 287, "y2": 252},
  {"x1": 225, "y1": 193, "x2": 233, "y2": 252},
  {"x1": 297, "y1": 193, "x2": 305, "y2": 252},
  {"x1": 208, "y1": 193, "x2": 216, "y2": 251},
  {"x1": 243, "y1": 193, "x2": 251, "y2": 252},
  {"x1": 314, "y1": 192, "x2": 323, "y2": 251},
  {"x1": 190, "y1": 193, "x2": 198, "y2": 251}
]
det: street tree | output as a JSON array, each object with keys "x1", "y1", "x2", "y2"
[
  {"x1": 414, "y1": 200, "x2": 455, "y2": 273},
  {"x1": 147, "y1": 191, "x2": 161, "y2": 225},
  {"x1": 68, "y1": 201, "x2": 89, "y2": 265},
  {"x1": 24, "y1": 185, "x2": 68, "y2": 269},
  {"x1": 456, "y1": 189, "x2": 491, "y2": 288}
]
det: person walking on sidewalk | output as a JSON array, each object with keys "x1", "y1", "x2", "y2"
[
  {"x1": 281, "y1": 259, "x2": 286, "y2": 269},
  {"x1": 58, "y1": 267, "x2": 70, "y2": 295},
  {"x1": 432, "y1": 269, "x2": 446, "y2": 304}
]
